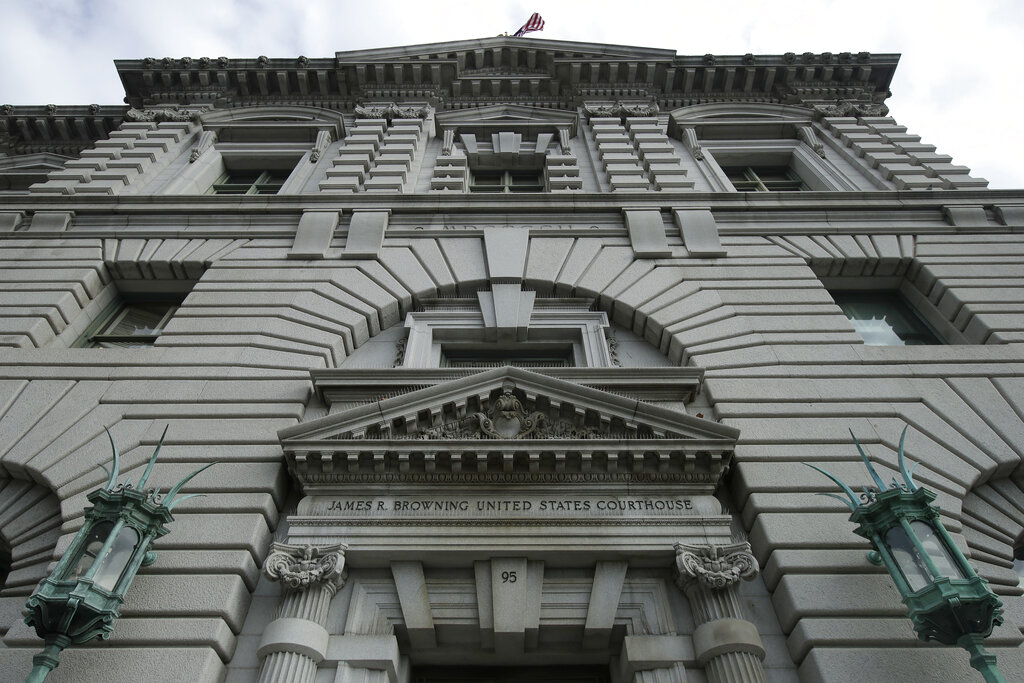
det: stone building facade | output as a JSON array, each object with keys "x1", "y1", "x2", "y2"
[{"x1": 1, "y1": 37, "x2": 1023, "y2": 682}]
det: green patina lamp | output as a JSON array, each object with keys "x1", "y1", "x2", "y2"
[
  {"x1": 809, "y1": 428, "x2": 1006, "y2": 683},
  {"x1": 23, "y1": 428, "x2": 213, "y2": 683}
]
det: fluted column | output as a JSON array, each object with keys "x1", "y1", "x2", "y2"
[
  {"x1": 257, "y1": 543, "x2": 348, "y2": 683},
  {"x1": 673, "y1": 542, "x2": 767, "y2": 683}
]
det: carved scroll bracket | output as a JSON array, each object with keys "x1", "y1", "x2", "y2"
[
  {"x1": 673, "y1": 541, "x2": 758, "y2": 591},
  {"x1": 189, "y1": 129, "x2": 217, "y2": 162},
  {"x1": 264, "y1": 542, "x2": 348, "y2": 593},
  {"x1": 797, "y1": 125, "x2": 825, "y2": 158}
]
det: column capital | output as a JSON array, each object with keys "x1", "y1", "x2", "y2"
[
  {"x1": 264, "y1": 542, "x2": 348, "y2": 592},
  {"x1": 673, "y1": 541, "x2": 758, "y2": 592}
]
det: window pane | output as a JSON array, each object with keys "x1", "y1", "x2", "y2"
[
  {"x1": 91, "y1": 526, "x2": 140, "y2": 591},
  {"x1": 211, "y1": 169, "x2": 289, "y2": 195},
  {"x1": 723, "y1": 165, "x2": 807, "y2": 192},
  {"x1": 67, "y1": 521, "x2": 113, "y2": 579},
  {"x1": 833, "y1": 292, "x2": 942, "y2": 345},
  {"x1": 885, "y1": 525, "x2": 932, "y2": 592},
  {"x1": 910, "y1": 520, "x2": 966, "y2": 580},
  {"x1": 470, "y1": 170, "x2": 543, "y2": 193},
  {"x1": 84, "y1": 302, "x2": 179, "y2": 348}
]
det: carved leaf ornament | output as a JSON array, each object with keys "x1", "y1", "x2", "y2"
[{"x1": 416, "y1": 389, "x2": 619, "y2": 440}]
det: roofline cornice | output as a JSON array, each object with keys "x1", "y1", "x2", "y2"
[{"x1": 111, "y1": 43, "x2": 899, "y2": 110}]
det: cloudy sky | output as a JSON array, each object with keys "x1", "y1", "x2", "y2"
[{"x1": 1, "y1": 0, "x2": 1021, "y2": 188}]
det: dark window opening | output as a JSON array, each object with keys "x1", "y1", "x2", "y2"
[
  {"x1": 77, "y1": 301, "x2": 180, "y2": 348},
  {"x1": 413, "y1": 666, "x2": 610, "y2": 683},
  {"x1": 0, "y1": 543, "x2": 10, "y2": 592},
  {"x1": 833, "y1": 291, "x2": 943, "y2": 346},
  {"x1": 209, "y1": 169, "x2": 290, "y2": 195},
  {"x1": 469, "y1": 170, "x2": 544, "y2": 193},
  {"x1": 440, "y1": 345, "x2": 574, "y2": 368},
  {"x1": 723, "y1": 165, "x2": 808, "y2": 192}
]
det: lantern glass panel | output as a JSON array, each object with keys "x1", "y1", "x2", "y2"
[
  {"x1": 91, "y1": 526, "x2": 140, "y2": 591},
  {"x1": 886, "y1": 525, "x2": 931, "y2": 592},
  {"x1": 69, "y1": 521, "x2": 113, "y2": 579},
  {"x1": 911, "y1": 520, "x2": 967, "y2": 580}
]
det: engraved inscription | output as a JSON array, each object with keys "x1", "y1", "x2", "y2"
[{"x1": 306, "y1": 494, "x2": 716, "y2": 519}]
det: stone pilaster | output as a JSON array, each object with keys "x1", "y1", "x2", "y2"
[
  {"x1": 257, "y1": 542, "x2": 348, "y2": 683},
  {"x1": 673, "y1": 542, "x2": 767, "y2": 683}
]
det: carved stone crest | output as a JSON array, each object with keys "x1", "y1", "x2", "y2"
[
  {"x1": 674, "y1": 541, "x2": 759, "y2": 591},
  {"x1": 583, "y1": 100, "x2": 659, "y2": 121},
  {"x1": 354, "y1": 102, "x2": 430, "y2": 123},
  {"x1": 813, "y1": 100, "x2": 889, "y2": 119},
  {"x1": 125, "y1": 106, "x2": 209, "y2": 123},
  {"x1": 413, "y1": 385, "x2": 623, "y2": 441},
  {"x1": 477, "y1": 390, "x2": 547, "y2": 438},
  {"x1": 263, "y1": 542, "x2": 347, "y2": 592}
]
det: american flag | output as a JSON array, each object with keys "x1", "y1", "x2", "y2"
[{"x1": 513, "y1": 13, "x2": 545, "y2": 37}]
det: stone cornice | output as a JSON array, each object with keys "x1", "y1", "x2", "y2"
[
  {"x1": 0, "y1": 105, "x2": 129, "y2": 156},
  {"x1": 284, "y1": 438, "x2": 732, "y2": 488},
  {"x1": 3, "y1": 191, "x2": 1023, "y2": 240},
  {"x1": 310, "y1": 367, "x2": 705, "y2": 405},
  {"x1": 112, "y1": 40, "x2": 897, "y2": 111}
]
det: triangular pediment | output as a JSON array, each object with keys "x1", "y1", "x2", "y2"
[
  {"x1": 335, "y1": 37, "x2": 676, "y2": 64},
  {"x1": 280, "y1": 367, "x2": 737, "y2": 488},
  {"x1": 281, "y1": 366, "x2": 735, "y2": 444},
  {"x1": 434, "y1": 104, "x2": 577, "y2": 137}
]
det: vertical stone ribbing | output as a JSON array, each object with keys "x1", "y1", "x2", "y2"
[
  {"x1": 257, "y1": 543, "x2": 348, "y2": 683},
  {"x1": 256, "y1": 651, "x2": 318, "y2": 683},
  {"x1": 276, "y1": 581, "x2": 334, "y2": 623},
  {"x1": 703, "y1": 651, "x2": 768, "y2": 683},
  {"x1": 683, "y1": 581, "x2": 745, "y2": 623},
  {"x1": 674, "y1": 542, "x2": 767, "y2": 683}
]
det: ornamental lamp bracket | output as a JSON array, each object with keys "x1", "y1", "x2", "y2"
[
  {"x1": 807, "y1": 427, "x2": 1006, "y2": 683},
  {"x1": 22, "y1": 426, "x2": 216, "y2": 683}
]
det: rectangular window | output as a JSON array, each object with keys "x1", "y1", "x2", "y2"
[
  {"x1": 440, "y1": 345, "x2": 574, "y2": 368},
  {"x1": 209, "y1": 170, "x2": 290, "y2": 195},
  {"x1": 77, "y1": 301, "x2": 178, "y2": 348},
  {"x1": 832, "y1": 291, "x2": 942, "y2": 345},
  {"x1": 469, "y1": 170, "x2": 544, "y2": 193},
  {"x1": 723, "y1": 165, "x2": 808, "y2": 192}
]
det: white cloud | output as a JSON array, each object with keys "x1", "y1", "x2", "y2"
[{"x1": 0, "y1": 0, "x2": 1020, "y2": 187}]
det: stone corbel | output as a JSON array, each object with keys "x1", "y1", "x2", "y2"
[
  {"x1": 189, "y1": 129, "x2": 217, "y2": 163},
  {"x1": 682, "y1": 126, "x2": 704, "y2": 161},
  {"x1": 310, "y1": 129, "x2": 332, "y2": 162},
  {"x1": 797, "y1": 125, "x2": 825, "y2": 158}
]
